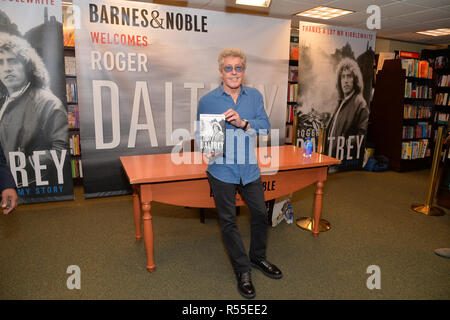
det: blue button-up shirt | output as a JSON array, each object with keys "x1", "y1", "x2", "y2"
[{"x1": 196, "y1": 84, "x2": 270, "y2": 185}]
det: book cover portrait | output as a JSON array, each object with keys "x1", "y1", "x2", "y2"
[{"x1": 199, "y1": 114, "x2": 225, "y2": 155}]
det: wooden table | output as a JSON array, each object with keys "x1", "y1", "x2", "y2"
[{"x1": 120, "y1": 145, "x2": 340, "y2": 272}]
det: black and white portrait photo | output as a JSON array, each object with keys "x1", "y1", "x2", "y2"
[
  {"x1": 0, "y1": 3, "x2": 73, "y2": 203},
  {"x1": 297, "y1": 22, "x2": 375, "y2": 171},
  {"x1": 326, "y1": 58, "x2": 369, "y2": 162}
]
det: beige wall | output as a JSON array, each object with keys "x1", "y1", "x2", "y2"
[{"x1": 375, "y1": 38, "x2": 444, "y2": 54}]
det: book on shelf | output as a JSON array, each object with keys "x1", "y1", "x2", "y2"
[
  {"x1": 402, "y1": 122, "x2": 432, "y2": 139},
  {"x1": 401, "y1": 58, "x2": 433, "y2": 78},
  {"x1": 66, "y1": 78, "x2": 78, "y2": 103},
  {"x1": 69, "y1": 133, "x2": 81, "y2": 156},
  {"x1": 404, "y1": 80, "x2": 432, "y2": 99},
  {"x1": 419, "y1": 60, "x2": 431, "y2": 79},
  {"x1": 70, "y1": 159, "x2": 83, "y2": 178},
  {"x1": 428, "y1": 55, "x2": 448, "y2": 70},
  {"x1": 68, "y1": 105, "x2": 79, "y2": 129},
  {"x1": 286, "y1": 104, "x2": 295, "y2": 123},
  {"x1": 401, "y1": 139, "x2": 429, "y2": 159},
  {"x1": 68, "y1": 110, "x2": 76, "y2": 129},
  {"x1": 199, "y1": 114, "x2": 225, "y2": 156},
  {"x1": 64, "y1": 56, "x2": 76, "y2": 76},
  {"x1": 287, "y1": 83, "x2": 298, "y2": 102},
  {"x1": 62, "y1": 5, "x2": 75, "y2": 47},
  {"x1": 288, "y1": 66, "x2": 298, "y2": 82},
  {"x1": 403, "y1": 104, "x2": 432, "y2": 119},
  {"x1": 438, "y1": 74, "x2": 450, "y2": 87},
  {"x1": 435, "y1": 112, "x2": 449, "y2": 124},
  {"x1": 435, "y1": 92, "x2": 450, "y2": 106},
  {"x1": 290, "y1": 47, "x2": 299, "y2": 60}
]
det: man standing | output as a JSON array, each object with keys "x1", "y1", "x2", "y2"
[
  {"x1": 326, "y1": 58, "x2": 369, "y2": 161},
  {"x1": 196, "y1": 48, "x2": 282, "y2": 299},
  {"x1": 0, "y1": 32, "x2": 69, "y2": 188},
  {"x1": 1, "y1": 143, "x2": 18, "y2": 214}
]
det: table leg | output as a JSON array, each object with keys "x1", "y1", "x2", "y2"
[
  {"x1": 142, "y1": 201, "x2": 156, "y2": 273},
  {"x1": 200, "y1": 208, "x2": 205, "y2": 224},
  {"x1": 132, "y1": 185, "x2": 142, "y2": 242},
  {"x1": 312, "y1": 181, "x2": 324, "y2": 237}
]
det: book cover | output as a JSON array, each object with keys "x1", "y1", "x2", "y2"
[
  {"x1": 64, "y1": 56, "x2": 76, "y2": 76},
  {"x1": 71, "y1": 160, "x2": 76, "y2": 178},
  {"x1": 63, "y1": 5, "x2": 75, "y2": 47},
  {"x1": 290, "y1": 47, "x2": 299, "y2": 60},
  {"x1": 288, "y1": 66, "x2": 298, "y2": 82},
  {"x1": 79, "y1": 160, "x2": 83, "y2": 178},
  {"x1": 68, "y1": 110, "x2": 76, "y2": 128},
  {"x1": 421, "y1": 139, "x2": 428, "y2": 158},
  {"x1": 199, "y1": 114, "x2": 225, "y2": 155}
]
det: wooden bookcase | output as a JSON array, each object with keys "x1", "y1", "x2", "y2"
[
  {"x1": 64, "y1": 46, "x2": 83, "y2": 183},
  {"x1": 422, "y1": 47, "x2": 450, "y2": 129},
  {"x1": 421, "y1": 47, "x2": 450, "y2": 207},
  {"x1": 286, "y1": 33, "x2": 299, "y2": 146},
  {"x1": 369, "y1": 59, "x2": 434, "y2": 171}
]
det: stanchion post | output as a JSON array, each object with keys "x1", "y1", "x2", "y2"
[{"x1": 411, "y1": 126, "x2": 446, "y2": 216}]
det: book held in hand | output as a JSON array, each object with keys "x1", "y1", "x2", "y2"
[{"x1": 199, "y1": 114, "x2": 225, "y2": 155}]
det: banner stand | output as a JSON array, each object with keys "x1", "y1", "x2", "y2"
[
  {"x1": 296, "y1": 127, "x2": 332, "y2": 233},
  {"x1": 411, "y1": 126, "x2": 446, "y2": 216},
  {"x1": 72, "y1": 0, "x2": 290, "y2": 197}
]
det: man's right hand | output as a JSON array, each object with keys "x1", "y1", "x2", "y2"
[
  {"x1": 204, "y1": 152, "x2": 216, "y2": 160},
  {"x1": 1, "y1": 188, "x2": 18, "y2": 215},
  {"x1": 223, "y1": 108, "x2": 245, "y2": 128}
]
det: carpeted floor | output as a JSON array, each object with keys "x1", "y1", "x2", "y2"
[{"x1": 0, "y1": 169, "x2": 448, "y2": 300}]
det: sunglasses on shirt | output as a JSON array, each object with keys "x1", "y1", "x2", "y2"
[{"x1": 223, "y1": 65, "x2": 244, "y2": 73}]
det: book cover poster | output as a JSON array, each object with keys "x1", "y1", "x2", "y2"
[
  {"x1": 297, "y1": 22, "x2": 376, "y2": 171},
  {"x1": 0, "y1": 1, "x2": 74, "y2": 203},
  {"x1": 73, "y1": 0, "x2": 290, "y2": 198},
  {"x1": 199, "y1": 114, "x2": 225, "y2": 155}
]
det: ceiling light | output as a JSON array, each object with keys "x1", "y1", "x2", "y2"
[
  {"x1": 296, "y1": 6, "x2": 354, "y2": 20},
  {"x1": 417, "y1": 28, "x2": 450, "y2": 37},
  {"x1": 235, "y1": 0, "x2": 271, "y2": 7}
]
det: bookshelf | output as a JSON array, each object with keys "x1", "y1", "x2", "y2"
[
  {"x1": 286, "y1": 33, "x2": 299, "y2": 145},
  {"x1": 422, "y1": 48, "x2": 450, "y2": 129},
  {"x1": 369, "y1": 58, "x2": 434, "y2": 172},
  {"x1": 421, "y1": 47, "x2": 450, "y2": 207},
  {"x1": 64, "y1": 46, "x2": 83, "y2": 182},
  {"x1": 437, "y1": 123, "x2": 450, "y2": 209}
]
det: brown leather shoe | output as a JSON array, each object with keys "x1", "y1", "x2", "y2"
[
  {"x1": 236, "y1": 271, "x2": 255, "y2": 299},
  {"x1": 250, "y1": 259, "x2": 283, "y2": 279}
]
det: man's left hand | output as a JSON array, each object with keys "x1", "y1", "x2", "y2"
[
  {"x1": 223, "y1": 108, "x2": 245, "y2": 128},
  {"x1": 1, "y1": 188, "x2": 18, "y2": 215}
]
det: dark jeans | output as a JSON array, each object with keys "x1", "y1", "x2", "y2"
[{"x1": 207, "y1": 172, "x2": 267, "y2": 274}]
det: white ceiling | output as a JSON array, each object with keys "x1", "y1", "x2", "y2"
[{"x1": 129, "y1": 0, "x2": 450, "y2": 45}]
